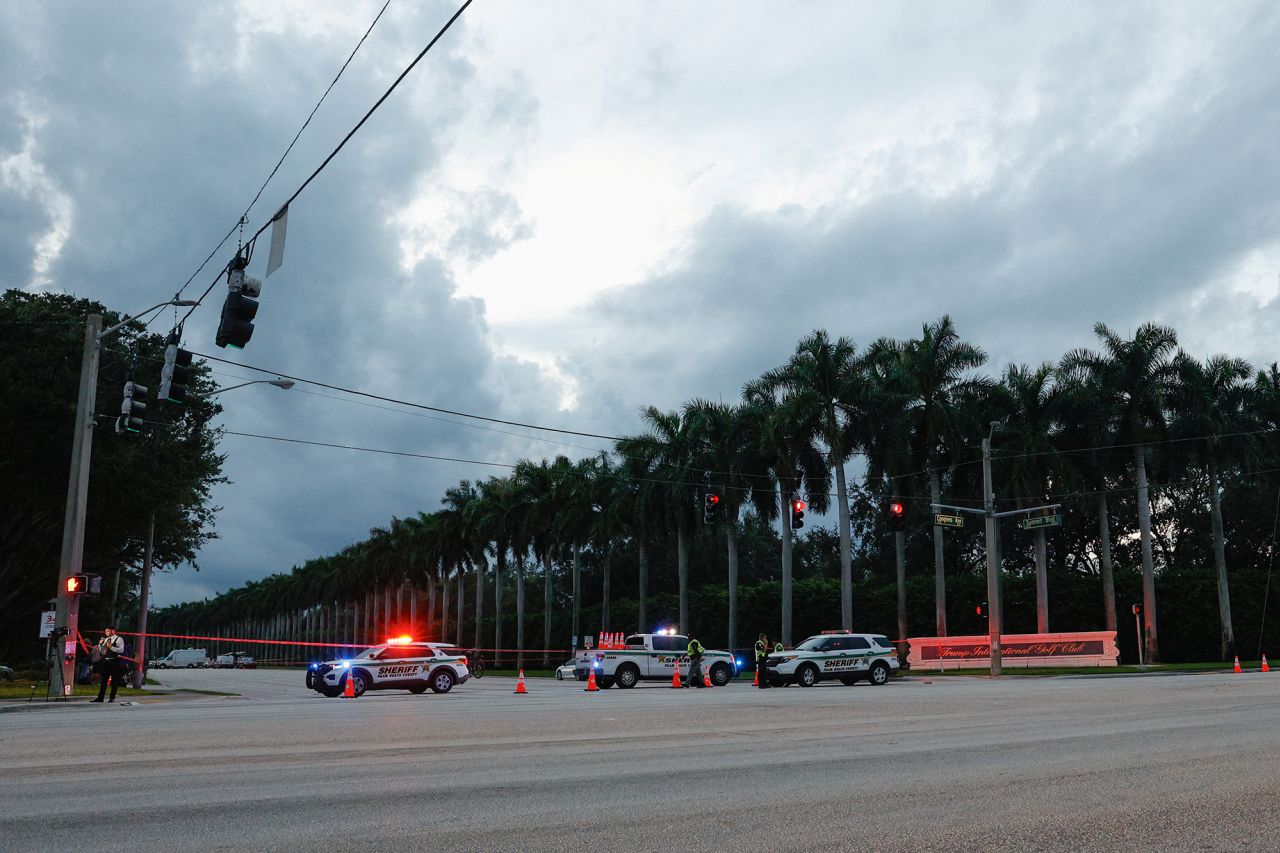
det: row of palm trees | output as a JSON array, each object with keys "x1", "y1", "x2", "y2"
[{"x1": 153, "y1": 316, "x2": 1279, "y2": 664}]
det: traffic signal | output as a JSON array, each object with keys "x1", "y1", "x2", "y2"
[
  {"x1": 66, "y1": 574, "x2": 89, "y2": 594},
  {"x1": 1132, "y1": 603, "x2": 1143, "y2": 616},
  {"x1": 791, "y1": 497, "x2": 806, "y2": 529},
  {"x1": 976, "y1": 601, "x2": 987, "y2": 617},
  {"x1": 159, "y1": 331, "x2": 193, "y2": 403},
  {"x1": 215, "y1": 255, "x2": 261, "y2": 349},
  {"x1": 703, "y1": 492, "x2": 721, "y2": 524},
  {"x1": 115, "y1": 379, "x2": 148, "y2": 433},
  {"x1": 887, "y1": 500, "x2": 906, "y2": 531}
]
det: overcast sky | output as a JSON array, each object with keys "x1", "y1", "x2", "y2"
[{"x1": 4, "y1": 1, "x2": 1278, "y2": 606}]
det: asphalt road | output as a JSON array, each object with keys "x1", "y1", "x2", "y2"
[{"x1": 2, "y1": 667, "x2": 1277, "y2": 852}]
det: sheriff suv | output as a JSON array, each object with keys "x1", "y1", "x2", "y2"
[
  {"x1": 306, "y1": 640, "x2": 470, "y2": 698},
  {"x1": 766, "y1": 632, "x2": 899, "y2": 687}
]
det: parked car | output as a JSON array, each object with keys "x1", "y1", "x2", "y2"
[
  {"x1": 148, "y1": 648, "x2": 209, "y2": 669},
  {"x1": 212, "y1": 652, "x2": 257, "y2": 669},
  {"x1": 555, "y1": 659, "x2": 581, "y2": 680},
  {"x1": 0, "y1": 664, "x2": 13, "y2": 681}
]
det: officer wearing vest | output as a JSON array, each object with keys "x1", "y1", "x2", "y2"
[
  {"x1": 684, "y1": 636, "x2": 706, "y2": 688},
  {"x1": 774, "y1": 641, "x2": 784, "y2": 653},
  {"x1": 92, "y1": 626, "x2": 126, "y2": 703},
  {"x1": 754, "y1": 634, "x2": 770, "y2": 689}
]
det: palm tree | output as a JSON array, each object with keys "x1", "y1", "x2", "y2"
[
  {"x1": 513, "y1": 456, "x2": 572, "y2": 666},
  {"x1": 755, "y1": 330, "x2": 866, "y2": 630},
  {"x1": 994, "y1": 363, "x2": 1064, "y2": 633},
  {"x1": 1063, "y1": 322, "x2": 1179, "y2": 664},
  {"x1": 742, "y1": 380, "x2": 830, "y2": 645},
  {"x1": 442, "y1": 481, "x2": 483, "y2": 650},
  {"x1": 614, "y1": 433, "x2": 665, "y2": 631},
  {"x1": 471, "y1": 476, "x2": 519, "y2": 666},
  {"x1": 1172, "y1": 352, "x2": 1254, "y2": 659},
  {"x1": 684, "y1": 399, "x2": 768, "y2": 652},
  {"x1": 638, "y1": 407, "x2": 700, "y2": 633},
  {"x1": 557, "y1": 457, "x2": 599, "y2": 647},
  {"x1": 880, "y1": 315, "x2": 989, "y2": 637}
]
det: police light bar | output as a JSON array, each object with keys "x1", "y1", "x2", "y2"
[{"x1": 386, "y1": 635, "x2": 414, "y2": 645}]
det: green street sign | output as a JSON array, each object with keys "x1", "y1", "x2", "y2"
[
  {"x1": 1021, "y1": 514, "x2": 1062, "y2": 530},
  {"x1": 933, "y1": 513, "x2": 965, "y2": 529}
]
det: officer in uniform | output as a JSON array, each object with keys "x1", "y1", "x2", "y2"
[
  {"x1": 774, "y1": 641, "x2": 784, "y2": 653},
  {"x1": 92, "y1": 626, "x2": 125, "y2": 703},
  {"x1": 685, "y1": 635, "x2": 706, "y2": 688},
  {"x1": 754, "y1": 634, "x2": 770, "y2": 688}
]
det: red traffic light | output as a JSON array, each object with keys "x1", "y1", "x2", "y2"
[
  {"x1": 975, "y1": 604, "x2": 984, "y2": 616},
  {"x1": 792, "y1": 499, "x2": 807, "y2": 513},
  {"x1": 707, "y1": 494, "x2": 721, "y2": 506},
  {"x1": 889, "y1": 502, "x2": 905, "y2": 516}
]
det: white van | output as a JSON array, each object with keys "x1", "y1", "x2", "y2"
[{"x1": 149, "y1": 649, "x2": 209, "y2": 669}]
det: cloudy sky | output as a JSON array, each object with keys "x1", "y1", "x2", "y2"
[{"x1": 4, "y1": 1, "x2": 1278, "y2": 606}]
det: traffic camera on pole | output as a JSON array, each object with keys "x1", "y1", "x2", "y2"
[
  {"x1": 887, "y1": 500, "x2": 906, "y2": 531},
  {"x1": 791, "y1": 497, "x2": 806, "y2": 529},
  {"x1": 703, "y1": 492, "x2": 721, "y2": 524},
  {"x1": 215, "y1": 252, "x2": 261, "y2": 349},
  {"x1": 159, "y1": 330, "x2": 193, "y2": 403},
  {"x1": 115, "y1": 378, "x2": 148, "y2": 433}
]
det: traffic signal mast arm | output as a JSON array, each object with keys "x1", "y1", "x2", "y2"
[{"x1": 931, "y1": 501, "x2": 1061, "y2": 519}]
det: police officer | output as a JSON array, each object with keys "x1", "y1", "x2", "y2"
[
  {"x1": 92, "y1": 626, "x2": 125, "y2": 703},
  {"x1": 754, "y1": 634, "x2": 770, "y2": 689},
  {"x1": 685, "y1": 635, "x2": 706, "y2": 688},
  {"x1": 774, "y1": 640, "x2": 784, "y2": 653}
]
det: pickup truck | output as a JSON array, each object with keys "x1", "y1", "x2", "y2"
[{"x1": 575, "y1": 632, "x2": 738, "y2": 688}]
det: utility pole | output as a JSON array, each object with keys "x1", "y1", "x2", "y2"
[
  {"x1": 52, "y1": 301, "x2": 195, "y2": 694},
  {"x1": 133, "y1": 511, "x2": 155, "y2": 689},
  {"x1": 982, "y1": 435, "x2": 1003, "y2": 677}
]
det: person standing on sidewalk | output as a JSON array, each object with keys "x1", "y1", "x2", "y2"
[{"x1": 92, "y1": 626, "x2": 125, "y2": 703}]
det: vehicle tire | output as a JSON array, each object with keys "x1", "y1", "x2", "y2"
[
  {"x1": 429, "y1": 668, "x2": 456, "y2": 694},
  {"x1": 351, "y1": 669, "x2": 371, "y2": 697},
  {"x1": 615, "y1": 664, "x2": 640, "y2": 689},
  {"x1": 576, "y1": 671, "x2": 587, "y2": 681},
  {"x1": 320, "y1": 685, "x2": 342, "y2": 698},
  {"x1": 409, "y1": 684, "x2": 427, "y2": 694},
  {"x1": 868, "y1": 661, "x2": 890, "y2": 686},
  {"x1": 710, "y1": 663, "x2": 732, "y2": 686},
  {"x1": 471, "y1": 660, "x2": 485, "y2": 679},
  {"x1": 305, "y1": 670, "x2": 315, "y2": 689},
  {"x1": 556, "y1": 670, "x2": 564, "y2": 681},
  {"x1": 839, "y1": 675, "x2": 859, "y2": 686},
  {"x1": 598, "y1": 676, "x2": 615, "y2": 689},
  {"x1": 796, "y1": 664, "x2": 819, "y2": 688},
  {"x1": 186, "y1": 663, "x2": 195, "y2": 669}
]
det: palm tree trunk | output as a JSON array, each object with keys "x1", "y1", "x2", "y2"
[
  {"x1": 1135, "y1": 444, "x2": 1159, "y2": 663},
  {"x1": 727, "y1": 509, "x2": 739, "y2": 654},
  {"x1": 780, "y1": 487, "x2": 794, "y2": 646},
  {"x1": 1034, "y1": 528, "x2": 1049, "y2": 633},
  {"x1": 1208, "y1": 459, "x2": 1234, "y2": 659},
  {"x1": 637, "y1": 523, "x2": 649, "y2": 630},
  {"x1": 441, "y1": 569, "x2": 451, "y2": 645},
  {"x1": 542, "y1": 551, "x2": 553, "y2": 667},
  {"x1": 895, "y1": 530, "x2": 907, "y2": 661},
  {"x1": 456, "y1": 566, "x2": 464, "y2": 646},
  {"x1": 1097, "y1": 493, "x2": 1117, "y2": 633},
  {"x1": 494, "y1": 551, "x2": 505, "y2": 667},
  {"x1": 601, "y1": 543, "x2": 611, "y2": 631},
  {"x1": 571, "y1": 544, "x2": 581, "y2": 648},
  {"x1": 515, "y1": 553, "x2": 525, "y2": 671},
  {"x1": 677, "y1": 516, "x2": 690, "y2": 635},
  {"x1": 384, "y1": 586, "x2": 393, "y2": 639},
  {"x1": 930, "y1": 469, "x2": 947, "y2": 636},
  {"x1": 474, "y1": 558, "x2": 485, "y2": 652},
  {"x1": 409, "y1": 588, "x2": 418, "y2": 639},
  {"x1": 835, "y1": 462, "x2": 853, "y2": 631},
  {"x1": 427, "y1": 577, "x2": 437, "y2": 642}
]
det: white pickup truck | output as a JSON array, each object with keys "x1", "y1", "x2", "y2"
[{"x1": 575, "y1": 632, "x2": 739, "y2": 688}]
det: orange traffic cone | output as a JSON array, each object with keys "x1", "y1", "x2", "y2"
[
  {"x1": 585, "y1": 668, "x2": 599, "y2": 692},
  {"x1": 752, "y1": 668, "x2": 759, "y2": 686},
  {"x1": 670, "y1": 662, "x2": 682, "y2": 689},
  {"x1": 703, "y1": 667, "x2": 712, "y2": 688},
  {"x1": 1234, "y1": 655, "x2": 1242, "y2": 673},
  {"x1": 342, "y1": 671, "x2": 356, "y2": 698},
  {"x1": 514, "y1": 669, "x2": 529, "y2": 694},
  {"x1": 1262, "y1": 655, "x2": 1270, "y2": 673}
]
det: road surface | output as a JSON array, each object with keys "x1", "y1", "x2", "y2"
[{"x1": 2, "y1": 667, "x2": 1276, "y2": 851}]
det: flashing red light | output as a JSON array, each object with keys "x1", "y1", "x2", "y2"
[
  {"x1": 386, "y1": 635, "x2": 414, "y2": 645},
  {"x1": 708, "y1": 494, "x2": 721, "y2": 506},
  {"x1": 792, "y1": 499, "x2": 807, "y2": 512},
  {"x1": 889, "y1": 502, "x2": 905, "y2": 516}
]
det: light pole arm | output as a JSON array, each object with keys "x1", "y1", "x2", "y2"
[{"x1": 99, "y1": 299, "x2": 199, "y2": 342}]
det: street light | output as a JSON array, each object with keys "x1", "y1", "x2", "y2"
[
  {"x1": 52, "y1": 298, "x2": 197, "y2": 697},
  {"x1": 132, "y1": 372, "x2": 293, "y2": 688}
]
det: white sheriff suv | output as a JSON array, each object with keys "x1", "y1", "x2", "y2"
[
  {"x1": 575, "y1": 632, "x2": 739, "y2": 688},
  {"x1": 306, "y1": 639, "x2": 471, "y2": 698},
  {"x1": 766, "y1": 632, "x2": 900, "y2": 687}
]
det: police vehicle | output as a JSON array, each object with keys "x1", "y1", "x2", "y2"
[
  {"x1": 575, "y1": 631, "x2": 739, "y2": 688},
  {"x1": 306, "y1": 638, "x2": 471, "y2": 698},
  {"x1": 765, "y1": 632, "x2": 899, "y2": 687}
]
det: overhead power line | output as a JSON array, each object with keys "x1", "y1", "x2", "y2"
[{"x1": 179, "y1": 0, "x2": 474, "y2": 327}]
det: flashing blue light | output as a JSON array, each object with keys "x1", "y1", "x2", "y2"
[
  {"x1": 340, "y1": 661, "x2": 350, "y2": 669},
  {"x1": 735, "y1": 658, "x2": 744, "y2": 667},
  {"x1": 593, "y1": 661, "x2": 600, "y2": 668}
]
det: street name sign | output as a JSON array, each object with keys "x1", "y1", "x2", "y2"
[
  {"x1": 1021, "y1": 514, "x2": 1062, "y2": 530},
  {"x1": 933, "y1": 513, "x2": 965, "y2": 528}
]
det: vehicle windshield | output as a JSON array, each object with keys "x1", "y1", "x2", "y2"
[
  {"x1": 354, "y1": 647, "x2": 382, "y2": 659},
  {"x1": 792, "y1": 636, "x2": 830, "y2": 651}
]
